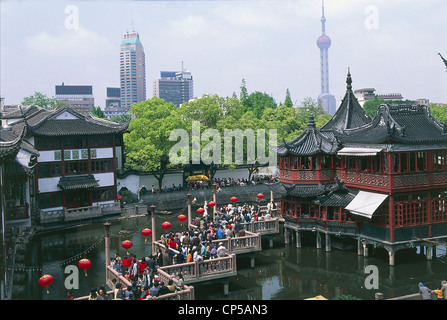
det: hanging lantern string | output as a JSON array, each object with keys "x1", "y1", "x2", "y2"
[
  {"x1": 10, "y1": 202, "x2": 195, "y2": 273},
  {"x1": 7, "y1": 236, "x2": 105, "y2": 273}
]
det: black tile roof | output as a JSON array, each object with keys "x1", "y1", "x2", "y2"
[
  {"x1": 277, "y1": 114, "x2": 339, "y2": 156},
  {"x1": 267, "y1": 179, "x2": 351, "y2": 199},
  {"x1": 320, "y1": 70, "x2": 372, "y2": 133},
  {"x1": 58, "y1": 174, "x2": 99, "y2": 191},
  {"x1": 0, "y1": 127, "x2": 24, "y2": 160},
  {"x1": 277, "y1": 71, "x2": 371, "y2": 157},
  {"x1": 26, "y1": 106, "x2": 128, "y2": 137},
  {"x1": 336, "y1": 104, "x2": 447, "y2": 144}
]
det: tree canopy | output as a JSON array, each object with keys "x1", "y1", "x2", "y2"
[{"x1": 21, "y1": 92, "x2": 66, "y2": 109}]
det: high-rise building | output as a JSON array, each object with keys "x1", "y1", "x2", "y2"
[
  {"x1": 316, "y1": 0, "x2": 336, "y2": 115},
  {"x1": 55, "y1": 83, "x2": 95, "y2": 114},
  {"x1": 120, "y1": 31, "x2": 146, "y2": 109},
  {"x1": 153, "y1": 65, "x2": 194, "y2": 107},
  {"x1": 104, "y1": 87, "x2": 128, "y2": 119}
]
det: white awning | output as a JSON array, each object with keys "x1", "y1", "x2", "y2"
[
  {"x1": 345, "y1": 191, "x2": 388, "y2": 219},
  {"x1": 337, "y1": 147, "x2": 383, "y2": 156}
]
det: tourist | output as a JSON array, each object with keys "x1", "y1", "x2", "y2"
[
  {"x1": 217, "y1": 242, "x2": 226, "y2": 257},
  {"x1": 66, "y1": 291, "x2": 74, "y2": 300},
  {"x1": 418, "y1": 282, "x2": 432, "y2": 300},
  {"x1": 158, "y1": 281, "x2": 173, "y2": 295},
  {"x1": 175, "y1": 274, "x2": 185, "y2": 291},
  {"x1": 88, "y1": 288, "x2": 98, "y2": 300},
  {"x1": 138, "y1": 257, "x2": 147, "y2": 274},
  {"x1": 149, "y1": 281, "x2": 160, "y2": 297},
  {"x1": 146, "y1": 255, "x2": 156, "y2": 273},
  {"x1": 98, "y1": 287, "x2": 109, "y2": 300},
  {"x1": 162, "y1": 249, "x2": 173, "y2": 266},
  {"x1": 122, "y1": 254, "x2": 131, "y2": 273},
  {"x1": 186, "y1": 249, "x2": 193, "y2": 262},
  {"x1": 167, "y1": 279, "x2": 176, "y2": 292},
  {"x1": 115, "y1": 283, "x2": 126, "y2": 299}
]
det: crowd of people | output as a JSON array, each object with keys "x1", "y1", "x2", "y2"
[
  {"x1": 74, "y1": 202, "x2": 276, "y2": 300},
  {"x1": 140, "y1": 175, "x2": 277, "y2": 194}
]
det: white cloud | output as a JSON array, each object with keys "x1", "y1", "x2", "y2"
[{"x1": 26, "y1": 27, "x2": 110, "y2": 57}]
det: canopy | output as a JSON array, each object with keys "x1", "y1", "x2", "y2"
[
  {"x1": 58, "y1": 175, "x2": 99, "y2": 191},
  {"x1": 304, "y1": 295, "x2": 328, "y2": 300},
  {"x1": 345, "y1": 191, "x2": 388, "y2": 219},
  {"x1": 337, "y1": 147, "x2": 383, "y2": 156},
  {"x1": 185, "y1": 174, "x2": 209, "y2": 182}
]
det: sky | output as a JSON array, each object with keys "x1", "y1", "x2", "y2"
[{"x1": 1, "y1": 0, "x2": 447, "y2": 110}]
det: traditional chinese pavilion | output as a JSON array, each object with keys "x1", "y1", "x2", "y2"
[
  {"x1": 272, "y1": 70, "x2": 447, "y2": 265},
  {"x1": 3, "y1": 105, "x2": 128, "y2": 224}
]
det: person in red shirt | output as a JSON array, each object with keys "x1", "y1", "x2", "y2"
[
  {"x1": 122, "y1": 255, "x2": 131, "y2": 274},
  {"x1": 167, "y1": 238, "x2": 177, "y2": 250},
  {"x1": 138, "y1": 257, "x2": 148, "y2": 274}
]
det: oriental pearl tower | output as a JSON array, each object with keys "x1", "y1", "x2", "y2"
[{"x1": 317, "y1": 0, "x2": 336, "y2": 115}]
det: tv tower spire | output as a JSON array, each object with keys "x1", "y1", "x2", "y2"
[{"x1": 316, "y1": 0, "x2": 336, "y2": 115}]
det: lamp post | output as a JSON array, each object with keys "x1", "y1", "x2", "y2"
[
  {"x1": 104, "y1": 222, "x2": 111, "y2": 276},
  {"x1": 212, "y1": 183, "x2": 217, "y2": 218},
  {"x1": 187, "y1": 193, "x2": 192, "y2": 228},
  {"x1": 150, "y1": 204, "x2": 156, "y2": 254}
]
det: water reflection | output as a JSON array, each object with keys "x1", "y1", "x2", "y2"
[{"x1": 19, "y1": 214, "x2": 447, "y2": 300}]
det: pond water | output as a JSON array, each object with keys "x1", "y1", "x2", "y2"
[{"x1": 17, "y1": 213, "x2": 447, "y2": 300}]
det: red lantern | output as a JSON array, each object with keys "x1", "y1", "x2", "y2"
[
  {"x1": 38, "y1": 274, "x2": 54, "y2": 294},
  {"x1": 177, "y1": 214, "x2": 187, "y2": 226},
  {"x1": 208, "y1": 201, "x2": 216, "y2": 208},
  {"x1": 117, "y1": 195, "x2": 123, "y2": 201},
  {"x1": 230, "y1": 196, "x2": 238, "y2": 203},
  {"x1": 257, "y1": 193, "x2": 264, "y2": 199},
  {"x1": 121, "y1": 240, "x2": 133, "y2": 255},
  {"x1": 196, "y1": 207, "x2": 205, "y2": 215},
  {"x1": 161, "y1": 221, "x2": 172, "y2": 230},
  {"x1": 141, "y1": 228, "x2": 152, "y2": 243},
  {"x1": 78, "y1": 258, "x2": 92, "y2": 277}
]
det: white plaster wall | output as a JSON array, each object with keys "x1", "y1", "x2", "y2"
[
  {"x1": 117, "y1": 174, "x2": 140, "y2": 194},
  {"x1": 94, "y1": 172, "x2": 115, "y2": 187},
  {"x1": 38, "y1": 177, "x2": 61, "y2": 193},
  {"x1": 95, "y1": 147, "x2": 113, "y2": 159}
]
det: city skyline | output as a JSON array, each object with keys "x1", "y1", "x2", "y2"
[{"x1": 1, "y1": 0, "x2": 447, "y2": 110}]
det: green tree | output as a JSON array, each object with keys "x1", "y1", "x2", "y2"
[
  {"x1": 296, "y1": 97, "x2": 331, "y2": 128},
  {"x1": 429, "y1": 103, "x2": 447, "y2": 123},
  {"x1": 124, "y1": 97, "x2": 186, "y2": 191},
  {"x1": 284, "y1": 88, "x2": 294, "y2": 107},
  {"x1": 111, "y1": 113, "x2": 132, "y2": 124},
  {"x1": 21, "y1": 91, "x2": 65, "y2": 109},
  {"x1": 178, "y1": 94, "x2": 224, "y2": 128},
  {"x1": 363, "y1": 96, "x2": 385, "y2": 117},
  {"x1": 91, "y1": 106, "x2": 106, "y2": 118},
  {"x1": 245, "y1": 91, "x2": 277, "y2": 119},
  {"x1": 240, "y1": 78, "x2": 249, "y2": 108}
]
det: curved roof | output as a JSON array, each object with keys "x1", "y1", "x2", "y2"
[
  {"x1": 26, "y1": 106, "x2": 129, "y2": 137},
  {"x1": 320, "y1": 70, "x2": 372, "y2": 133},
  {"x1": 336, "y1": 104, "x2": 447, "y2": 145},
  {"x1": 277, "y1": 114, "x2": 338, "y2": 156}
]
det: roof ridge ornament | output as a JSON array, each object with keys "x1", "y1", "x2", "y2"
[
  {"x1": 346, "y1": 68, "x2": 352, "y2": 92},
  {"x1": 307, "y1": 113, "x2": 316, "y2": 128}
]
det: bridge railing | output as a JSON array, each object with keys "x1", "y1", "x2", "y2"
[
  {"x1": 75, "y1": 265, "x2": 194, "y2": 300},
  {"x1": 158, "y1": 253, "x2": 237, "y2": 284}
]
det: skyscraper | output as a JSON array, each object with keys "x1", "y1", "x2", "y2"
[
  {"x1": 120, "y1": 31, "x2": 146, "y2": 109},
  {"x1": 316, "y1": 1, "x2": 336, "y2": 115},
  {"x1": 153, "y1": 64, "x2": 194, "y2": 107}
]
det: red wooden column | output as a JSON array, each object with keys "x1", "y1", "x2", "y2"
[
  {"x1": 427, "y1": 192, "x2": 432, "y2": 237},
  {"x1": 388, "y1": 194, "x2": 395, "y2": 241}
]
